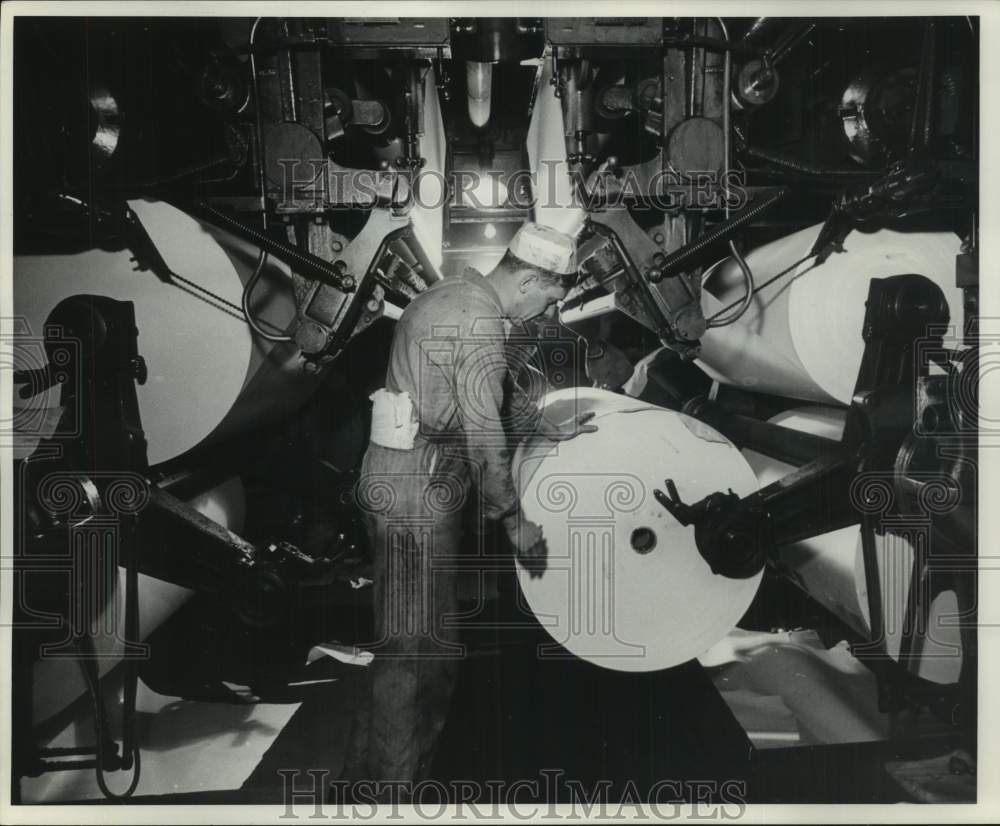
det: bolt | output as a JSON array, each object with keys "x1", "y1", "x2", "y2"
[
  {"x1": 366, "y1": 298, "x2": 381, "y2": 313},
  {"x1": 331, "y1": 240, "x2": 343, "y2": 252},
  {"x1": 646, "y1": 267, "x2": 664, "y2": 283},
  {"x1": 340, "y1": 275, "x2": 356, "y2": 291}
]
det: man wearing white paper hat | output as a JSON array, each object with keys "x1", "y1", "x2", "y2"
[{"x1": 342, "y1": 222, "x2": 597, "y2": 798}]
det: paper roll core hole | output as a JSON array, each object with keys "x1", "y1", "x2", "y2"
[{"x1": 630, "y1": 527, "x2": 657, "y2": 554}]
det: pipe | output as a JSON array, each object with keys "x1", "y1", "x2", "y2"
[{"x1": 466, "y1": 60, "x2": 493, "y2": 128}]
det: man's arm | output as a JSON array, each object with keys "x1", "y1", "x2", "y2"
[
  {"x1": 454, "y1": 324, "x2": 548, "y2": 577},
  {"x1": 454, "y1": 314, "x2": 520, "y2": 522}
]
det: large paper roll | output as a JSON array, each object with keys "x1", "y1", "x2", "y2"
[
  {"x1": 698, "y1": 225, "x2": 964, "y2": 405},
  {"x1": 743, "y1": 406, "x2": 961, "y2": 684},
  {"x1": 525, "y1": 58, "x2": 586, "y2": 236},
  {"x1": 513, "y1": 388, "x2": 762, "y2": 672},
  {"x1": 411, "y1": 65, "x2": 446, "y2": 272},
  {"x1": 13, "y1": 199, "x2": 323, "y2": 465}
]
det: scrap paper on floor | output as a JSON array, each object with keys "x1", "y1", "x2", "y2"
[{"x1": 307, "y1": 642, "x2": 374, "y2": 667}]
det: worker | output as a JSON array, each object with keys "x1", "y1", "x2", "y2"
[{"x1": 340, "y1": 222, "x2": 597, "y2": 800}]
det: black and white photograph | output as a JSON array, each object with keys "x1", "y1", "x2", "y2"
[{"x1": 0, "y1": 2, "x2": 994, "y2": 822}]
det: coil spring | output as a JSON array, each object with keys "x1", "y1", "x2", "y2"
[
  {"x1": 660, "y1": 187, "x2": 787, "y2": 275},
  {"x1": 204, "y1": 205, "x2": 356, "y2": 292}
]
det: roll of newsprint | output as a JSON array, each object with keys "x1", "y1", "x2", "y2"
[
  {"x1": 742, "y1": 406, "x2": 961, "y2": 684},
  {"x1": 698, "y1": 225, "x2": 964, "y2": 405},
  {"x1": 13, "y1": 199, "x2": 323, "y2": 465},
  {"x1": 513, "y1": 387, "x2": 763, "y2": 672}
]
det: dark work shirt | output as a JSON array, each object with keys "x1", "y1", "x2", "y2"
[{"x1": 385, "y1": 268, "x2": 519, "y2": 521}]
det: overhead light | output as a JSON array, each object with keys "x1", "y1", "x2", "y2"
[{"x1": 483, "y1": 222, "x2": 497, "y2": 240}]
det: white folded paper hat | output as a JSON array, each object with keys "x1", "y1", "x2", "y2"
[{"x1": 508, "y1": 222, "x2": 578, "y2": 276}]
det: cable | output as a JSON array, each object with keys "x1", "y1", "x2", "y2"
[
  {"x1": 706, "y1": 251, "x2": 817, "y2": 324},
  {"x1": 717, "y1": 18, "x2": 731, "y2": 221},
  {"x1": 700, "y1": 257, "x2": 726, "y2": 287},
  {"x1": 146, "y1": 261, "x2": 290, "y2": 335},
  {"x1": 133, "y1": 156, "x2": 235, "y2": 189},
  {"x1": 706, "y1": 240, "x2": 754, "y2": 328},
  {"x1": 243, "y1": 17, "x2": 292, "y2": 343},
  {"x1": 78, "y1": 634, "x2": 141, "y2": 800},
  {"x1": 242, "y1": 252, "x2": 292, "y2": 341},
  {"x1": 200, "y1": 124, "x2": 252, "y2": 184},
  {"x1": 133, "y1": 122, "x2": 251, "y2": 189},
  {"x1": 248, "y1": 17, "x2": 268, "y2": 236}
]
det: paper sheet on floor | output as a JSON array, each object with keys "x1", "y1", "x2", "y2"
[
  {"x1": 885, "y1": 751, "x2": 976, "y2": 803},
  {"x1": 306, "y1": 642, "x2": 374, "y2": 667},
  {"x1": 699, "y1": 628, "x2": 889, "y2": 747},
  {"x1": 712, "y1": 689, "x2": 802, "y2": 749},
  {"x1": 19, "y1": 679, "x2": 300, "y2": 801}
]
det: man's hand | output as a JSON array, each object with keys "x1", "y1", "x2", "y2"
[
  {"x1": 539, "y1": 411, "x2": 599, "y2": 442},
  {"x1": 504, "y1": 515, "x2": 548, "y2": 578}
]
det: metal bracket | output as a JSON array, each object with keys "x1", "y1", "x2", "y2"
[
  {"x1": 294, "y1": 208, "x2": 440, "y2": 359},
  {"x1": 583, "y1": 209, "x2": 706, "y2": 357}
]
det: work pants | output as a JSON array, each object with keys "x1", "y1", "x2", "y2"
[{"x1": 342, "y1": 441, "x2": 469, "y2": 796}]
